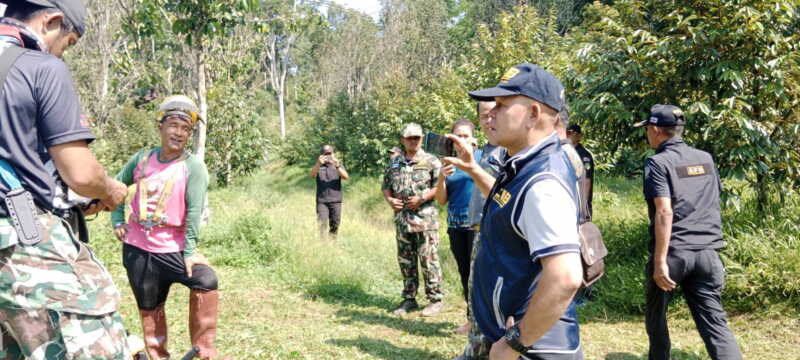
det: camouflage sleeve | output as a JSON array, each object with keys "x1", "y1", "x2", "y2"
[
  {"x1": 429, "y1": 156, "x2": 442, "y2": 188},
  {"x1": 381, "y1": 163, "x2": 392, "y2": 191},
  {"x1": 183, "y1": 156, "x2": 209, "y2": 258}
]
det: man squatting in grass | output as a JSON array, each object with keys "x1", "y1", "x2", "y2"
[
  {"x1": 447, "y1": 63, "x2": 584, "y2": 360},
  {"x1": 382, "y1": 123, "x2": 446, "y2": 317},
  {"x1": 635, "y1": 104, "x2": 742, "y2": 360},
  {"x1": 112, "y1": 96, "x2": 230, "y2": 360},
  {"x1": 309, "y1": 144, "x2": 349, "y2": 241},
  {"x1": 0, "y1": 0, "x2": 133, "y2": 358},
  {"x1": 435, "y1": 119, "x2": 480, "y2": 333}
]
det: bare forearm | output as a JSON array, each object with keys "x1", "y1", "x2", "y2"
[
  {"x1": 465, "y1": 165, "x2": 496, "y2": 197},
  {"x1": 654, "y1": 209, "x2": 673, "y2": 262},
  {"x1": 435, "y1": 177, "x2": 447, "y2": 205},
  {"x1": 337, "y1": 166, "x2": 349, "y2": 180},
  {"x1": 49, "y1": 142, "x2": 113, "y2": 199},
  {"x1": 518, "y1": 254, "x2": 583, "y2": 346},
  {"x1": 309, "y1": 163, "x2": 321, "y2": 178}
]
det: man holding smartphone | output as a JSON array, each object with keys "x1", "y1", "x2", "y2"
[
  {"x1": 309, "y1": 144, "x2": 349, "y2": 240},
  {"x1": 382, "y1": 123, "x2": 445, "y2": 317}
]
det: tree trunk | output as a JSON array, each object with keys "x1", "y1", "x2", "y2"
[
  {"x1": 194, "y1": 45, "x2": 209, "y2": 163},
  {"x1": 278, "y1": 89, "x2": 286, "y2": 138}
]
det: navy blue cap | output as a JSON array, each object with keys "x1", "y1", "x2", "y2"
[
  {"x1": 24, "y1": 0, "x2": 87, "y2": 36},
  {"x1": 468, "y1": 63, "x2": 565, "y2": 112},
  {"x1": 634, "y1": 104, "x2": 686, "y2": 127}
]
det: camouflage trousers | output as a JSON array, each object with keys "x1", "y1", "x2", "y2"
[
  {"x1": 0, "y1": 308, "x2": 129, "y2": 360},
  {"x1": 460, "y1": 230, "x2": 491, "y2": 359},
  {"x1": 396, "y1": 230, "x2": 443, "y2": 302},
  {"x1": 0, "y1": 215, "x2": 130, "y2": 359}
]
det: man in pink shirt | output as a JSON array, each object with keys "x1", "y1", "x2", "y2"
[{"x1": 111, "y1": 96, "x2": 228, "y2": 360}]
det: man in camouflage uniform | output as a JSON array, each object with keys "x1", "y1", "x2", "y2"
[
  {"x1": 382, "y1": 123, "x2": 445, "y2": 317},
  {"x1": 1, "y1": 1, "x2": 130, "y2": 358}
]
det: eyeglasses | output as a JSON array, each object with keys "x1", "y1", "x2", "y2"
[{"x1": 404, "y1": 136, "x2": 422, "y2": 141}]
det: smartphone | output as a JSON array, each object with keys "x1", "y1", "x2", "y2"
[{"x1": 423, "y1": 132, "x2": 455, "y2": 157}]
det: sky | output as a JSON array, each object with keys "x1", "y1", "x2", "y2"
[{"x1": 330, "y1": 0, "x2": 383, "y2": 22}]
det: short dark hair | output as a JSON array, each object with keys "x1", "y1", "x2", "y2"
[
  {"x1": 662, "y1": 125, "x2": 684, "y2": 138},
  {"x1": 5, "y1": 3, "x2": 76, "y2": 35},
  {"x1": 557, "y1": 104, "x2": 570, "y2": 128},
  {"x1": 451, "y1": 119, "x2": 475, "y2": 134},
  {"x1": 320, "y1": 144, "x2": 334, "y2": 154}
]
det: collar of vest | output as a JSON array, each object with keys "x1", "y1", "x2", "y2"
[
  {"x1": 656, "y1": 137, "x2": 685, "y2": 153},
  {"x1": 501, "y1": 132, "x2": 561, "y2": 177},
  {"x1": 0, "y1": 18, "x2": 45, "y2": 52}
]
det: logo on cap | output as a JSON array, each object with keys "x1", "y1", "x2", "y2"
[
  {"x1": 500, "y1": 68, "x2": 520, "y2": 83},
  {"x1": 649, "y1": 117, "x2": 658, "y2": 124}
]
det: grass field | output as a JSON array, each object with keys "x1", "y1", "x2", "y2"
[{"x1": 86, "y1": 164, "x2": 800, "y2": 359}]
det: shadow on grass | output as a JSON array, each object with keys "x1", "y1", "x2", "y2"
[
  {"x1": 327, "y1": 336, "x2": 443, "y2": 360},
  {"x1": 605, "y1": 349, "x2": 705, "y2": 360},
  {"x1": 333, "y1": 307, "x2": 453, "y2": 338},
  {"x1": 306, "y1": 281, "x2": 396, "y2": 309}
]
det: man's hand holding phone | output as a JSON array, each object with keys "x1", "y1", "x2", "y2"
[{"x1": 442, "y1": 134, "x2": 478, "y2": 172}]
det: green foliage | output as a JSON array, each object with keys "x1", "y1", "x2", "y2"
[
  {"x1": 205, "y1": 84, "x2": 270, "y2": 186},
  {"x1": 91, "y1": 103, "x2": 161, "y2": 174},
  {"x1": 567, "y1": 0, "x2": 800, "y2": 209}
]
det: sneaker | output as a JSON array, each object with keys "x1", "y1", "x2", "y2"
[
  {"x1": 391, "y1": 299, "x2": 419, "y2": 315},
  {"x1": 421, "y1": 300, "x2": 444, "y2": 317}
]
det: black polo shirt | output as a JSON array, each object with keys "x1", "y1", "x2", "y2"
[
  {"x1": 574, "y1": 143, "x2": 594, "y2": 180},
  {"x1": 643, "y1": 137, "x2": 725, "y2": 251},
  {"x1": 0, "y1": 39, "x2": 94, "y2": 217},
  {"x1": 315, "y1": 164, "x2": 342, "y2": 203}
]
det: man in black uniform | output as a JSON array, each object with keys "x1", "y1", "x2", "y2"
[
  {"x1": 309, "y1": 144, "x2": 349, "y2": 240},
  {"x1": 635, "y1": 104, "x2": 742, "y2": 360},
  {"x1": 567, "y1": 124, "x2": 594, "y2": 218}
]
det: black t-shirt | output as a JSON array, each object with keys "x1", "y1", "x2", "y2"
[
  {"x1": 643, "y1": 138, "x2": 724, "y2": 251},
  {"x1": 574, "y1": 144, "x2": 594, "y2": 180},
  {"x1": 0, "y1": 43, "x2": 95, "y2": 216},
  {"x1": 316, "y1": 164, "x2": 342, "y2": 203}
]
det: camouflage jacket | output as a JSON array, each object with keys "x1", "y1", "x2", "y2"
[{"x1": 382, "y1": 150, "x2": 441, "y2": 233}]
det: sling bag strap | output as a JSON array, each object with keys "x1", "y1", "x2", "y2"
[{"x1": 136, "y1": 149, "x2": 189, "y2": 229}]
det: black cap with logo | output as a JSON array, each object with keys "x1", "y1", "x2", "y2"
[
  {"x1": 468, "y1": 63, "x2": 565, "y2": 112},
  {"x1": 634, "y1": 104, "x2": 685, "y2": 127},
  {"x1": 23, "y1": 0, "x2": 87, "y2": 36}
]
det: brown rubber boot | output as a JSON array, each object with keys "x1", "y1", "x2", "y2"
[
  {"x1": 139, "y1": 305, "x2": 170, "y2": 360},
  {"x1": 189, "y1": 289, "x2": 231, "y2": 359}
]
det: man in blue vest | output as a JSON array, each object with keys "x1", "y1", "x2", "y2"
[{"x1": 449, "y1": 63, "x2": 584, "y2": 360}]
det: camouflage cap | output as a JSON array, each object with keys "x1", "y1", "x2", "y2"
[{"x1": 401, "y1": 123, "x2": 423, "y2": 138}]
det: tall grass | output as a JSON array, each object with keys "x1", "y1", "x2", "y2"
[{"x1": 89, "y1": 163, "x2": 799, "y2": 317}]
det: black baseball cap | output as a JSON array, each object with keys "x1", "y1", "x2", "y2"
[
  {"x1": 567, "y1": 124, "x2": 582, "y2": 134},
  {"x1": 468, "y1": 63, "x2": 565, "y2": 112},
  {"x1": 23, "y1": 0, "x2": 87, "y2": 36},
  {"x1": 633, "y1": 104, "x2": 686, "y2": 127}
]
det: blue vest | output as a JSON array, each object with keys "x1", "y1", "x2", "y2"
[{"x1": 471, "y1": 135, "x2": 582, "y2": 354}]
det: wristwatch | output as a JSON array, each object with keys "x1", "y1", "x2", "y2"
[{"x1": 504, "y1": 323, "x2": 530, "y2": 354}]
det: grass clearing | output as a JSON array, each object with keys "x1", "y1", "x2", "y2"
[{"x1": 85, "y1": 163, "x2": 799, "y2": 359}]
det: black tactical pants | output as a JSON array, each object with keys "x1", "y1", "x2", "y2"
[
  {"x1": 645, "y1": 249, "x2": 742, "y2": 360},
  {"x1": 316, "y1": 201, "x2": 342, "y2": 236}
]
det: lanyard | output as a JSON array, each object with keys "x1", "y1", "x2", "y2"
[{"x1": 0, "y1": 159, "x2": 22, "y2": 189}]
